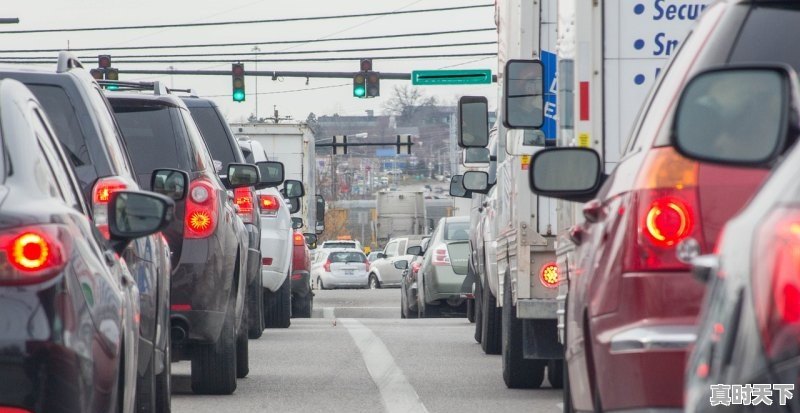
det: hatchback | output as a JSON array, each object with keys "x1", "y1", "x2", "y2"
[{"x1": 312, "y1": 249, "x2": 370, "y2": 289}]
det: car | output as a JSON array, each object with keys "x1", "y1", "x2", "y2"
[
  {"x1": 524, "y1": 2, "x2": 794, "y2": 411},
  {"x1": 0, "y1": 78, "x2": 171, "y2": 413},
  {"x1": 368, "y1": 235, "x2": 427, "y2": 289},
  {"x1": 415, "y1": 216, "x2": 472, "y2": 317},
  {"x1": 311, "y1": 249, "x2": 370, "y2": 290},
  {"x1": 0, "y1": 53, "x2": 175, "y2": 412},
  {"x1": 320, "y1": 239, "x2": 362, "y2": 251},
  {"x1": 367, "y1": 251, "x2": 382, "y2": 263},
  {"x1": 181, "y1": 96, "x2": 268, "y2": 338},
  {"x1": 400, "y1": 237, "x2": 430, "y2": 319},
  {"x1": 290, "y1": 229, "x2": 316, "y2": 318},
  {"x1": 107, "y1": 82, "x2": 259, "y2": 394}
]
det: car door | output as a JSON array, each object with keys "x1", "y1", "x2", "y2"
[
  {"x1": 376, "y1": 240, "x2": 401, "y2": 283},
  {"x1": 384, "y1": 239, "x2": 408, "y2": 285}
]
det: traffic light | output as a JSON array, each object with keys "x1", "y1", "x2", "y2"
[
  {"x1": 353, "y1": 73, "x2": 366, "y2": 98},
  {"x1": 366, "y1": 71, "x2": 380, "y2": 98},
  {"x1": 232, "y1": 63, "x2": 245, "y2": 102},
  {"x1": 360, "y1": 58, "x2": 372, "y2": 72},
  {"x1": 105, "y1": 68, "x2": 120, "y2": 90},
  {"x1": 98, "y1": 55, "x2": 111, "y2": 69}
]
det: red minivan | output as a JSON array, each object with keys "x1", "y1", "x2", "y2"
[{"x1": 524, "y1": 2, "x2": 797, "y2": 412}]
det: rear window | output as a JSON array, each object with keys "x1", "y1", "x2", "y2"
[
  {"x1": 445, "y1": 221, "x2": 470, "y2": 240},
  {"x1": 328, "y1": 252, "x2": 367, "y2": 263},
  {"x1": 729, "y1": 5, "x2": 800, "y2": 72},
  {"x1": 324, "y1": 242, "x2": 356, "y2": 249},
  {"x1": 188, "y1": 106, "x2": 237, "y2": 167},
  {"x1": 111, "y1": 104, "x2": 190, "y2": 185}
]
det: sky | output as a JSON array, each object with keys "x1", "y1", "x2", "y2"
[{"x1": 1, "y1": 0, "x2": 499, "y2": 123}]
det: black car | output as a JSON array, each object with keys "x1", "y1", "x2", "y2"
[
  {"x1": 0, "y1": 53, "x2": 174, "y2": 412},
  {"x1": 106, "y1": 83, "x2": 258, "y2": 395},
  {"x1": 180, "y1": 96, "x2": 266, "y2": 338},
  {"x1": 676, "y1": 63, "x2": 800, "y2": 411},
  {"x1": 0, "y1": 78, "x2": 172, "y2": 413}
]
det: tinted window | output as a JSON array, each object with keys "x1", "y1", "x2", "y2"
[
  {"x1": 329, "y1": 252, "x2": 367, "y2": 263},
  {"x1": 323, "y1": 242, "x2": 356, "y2": 249},
  {"x1": 445, "y1": 221, "x2": 470, "y2": 240},
  {"x1": 188, "y1": 106, "x2": 237, "y2": 167},
  {"x1": 729, "y1": 6, "x2": 800, "y2": 72},
  {"x1": 112, "y1": 104, "x2": 187, "y2": 186}
]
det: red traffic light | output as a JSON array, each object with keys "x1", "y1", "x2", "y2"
[
  {"x1": 98, "y1": 55, "x2": 111, "y2": 68},
  {"x1": 232, "y1": 63, "x2": 245, "y2": 76},
  {"x1": 360, "y1": 58, "x2": 372, "y2": 72}
]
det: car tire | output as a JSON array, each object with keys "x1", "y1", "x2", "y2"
[
  {"x1": 135, "y1": 350, "x2": 156, "y2": 413},
  {"x1": 548, "y1": 359, "x2": 564, "y2": 389},
  {"x1": 292, "y1": 294, "x2": 313, "y2": 318},
  {"x1": 155, "y1": 334, "x2": 172, "y2": 413},
  {"x1": 466, "y1": 298, "x2": 475, "y2": 323},
  {"x1": 480, "y1": 273, "x2": 501, "y2": 355},
  {"x1": 369, "y1": 274, "x2": 380, "y2": 289},
  {"x1": 502, "y1": 271, "x2": 546, "y2": 389},
  {"x1": 473, "y1": 271, "x2": 483, "y2": 344},
  {"x1": 401, "y1": 287, "x2": 417, "y2": 319},
  {"x1": 247, "y1": 275, "x2": 265, "y2": 339},
  {"x1": 563, "y1": 360, "x2": 574, "y2": 413},
  {"x1": 317, "y1": 277, "x2": 327, "y2": 290},
  {"x1": 236, "y1": 324, "x2": 249, "y2": 379},
  {"x1": 264, "y1": 276, "x2": 291, "y2": 328},
  {"x1": 191, "y1": 307, "x2": 237, "y2": 395}
]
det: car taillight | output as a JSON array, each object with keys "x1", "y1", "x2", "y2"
[
  {"x1": 259, "y1": 194, "x2": 280, "y2": 216},
  {"x1": 364, "y1": 259, "x2": 370, "y2": 271},
  {"x1": 92, "y1": 177, "x2": 128, "y2": 239},
  {"x1": 293, "y1": 232, "x2": 304, "y2": 246},
  {"x1": 0, "y1": 225, "x2": 69, "y2": 285},
  {"x1": 753, "y1": 207, "x2": 800, "y2": 358},
  {"x1": 624, "y1": 147, "x2": 704, "y2": 272},
  {"x1": 323, "y1": 259, "x2": 331, "y2": 272},
  {"x1": 540, "y1": 262, "x2": 559, "y2": 288},
  {"x1": 234, "y1": 187, "x2": 256, "y2": 224},
  {"x1": 411, "y1": 261, "x2": 421, "y2": 274},
  {"x1": 185, "y1": 178, "x2": 218, "y2": 239},
  {"x1": 0, "y1": 407, "x2": 34, "y2": 413},
  {"x1": 432, "y1": 246, "x2": 450, "y2": 266}
]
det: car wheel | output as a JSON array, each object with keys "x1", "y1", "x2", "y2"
[
  {"x1": 236, "y1": 323, "x2": 249, "y2": 379},
  {"x1": 473, "y1": 271, "x2": 484, "y2": 344},
  {"x1": 548, "y1": 359, "x2": 564, "y2": 389},
  {"x1": 247, "y1": 275, "x2": 265, "y2": 339},
  {"x1": 317, "y1": 277, "x2": 327, "y2": 290},
  {"x1": 466, "y1": 298, "x2": 475, "y2": 323},
  {"x1": 135, "y1": 348, "x2": 156, "y2": 413},
  {"x1": 563, "y1": 360, "x2": 574, "y2": 413},
  {"x1": 155, "y1": 333, "x2": 172, "y2": 413},
  {"x1": 292, "y1": 294, "x2": 313, "y2": 318},
  {"x1": 191, "y1": 306, "x2": 237, "y2": 395},
  {"x1": 264, "y1": 276, "x2": 291, "y2": 328},
  {"x1": 502, "y1": 271, "x2": 546, "y2": 389},
  {"x1": 369, "y1": 274, "x2": 380, "y2": 289},
  {"x1": 480, "y1": 273, "x2": 501, "y2": 355}
]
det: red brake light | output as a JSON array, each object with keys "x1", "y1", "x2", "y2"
[
  {"x1": 92, "y1": 177, "x2": 128, "y2": 239},
  {"x1": 0, "y1": 225, "x2": 69, "y2": 285},
  {"x1": 0, "y1": 407, "x2": 34, "y2": 413},
  {"x1": 171, "y1": 304, "x2": 192, "y2": 312},
  {"x1": 323, "y1": 259, "x2": 331, "y2": 272},
  {"x1": 293, "y1": 233, "x2": 305, "y2": 246},
  {"x1": 259, "y1": 195, "x2": 280, "y2": 216},
  {"x1": 185, "y1": 179, "x2": 217, "y2": 239},
  {"x1": 262, "y1": 257, "x2": 273, "y2": 266},
  {"x1": 643, "y1": 197, "x2": 694, "y2": 247},
  {"x1": 540, "y1": 262, "x2": 559, "y2": 288},
  {"x1": 364, "y1": 258, "x2": 370, "y2": 271},
  {"x1": 432, "y1": 246, "x2": 450, "y2": 266},
  {"x1": 234, "y1": 187, "x2": 256, "y2": 224}
]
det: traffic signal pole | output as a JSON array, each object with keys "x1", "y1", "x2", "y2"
[{"x1": 118, "y1": 68, "x2": 420, "y2": 80}]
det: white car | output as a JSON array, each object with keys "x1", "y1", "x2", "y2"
[
  {"x1": 240, "y1": 139, "x2": 293, "y2": 328},
  {"x1": 319, "y1": 239, "x2": 362, "y2": 251},
  {"x1": 311, "y1": 249, "x2": 370, "y2": 289}
]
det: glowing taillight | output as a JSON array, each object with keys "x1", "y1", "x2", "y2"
[
  {"x1": 432, "y1": 246, "x2": 450, "y2": 266},
  {"x1": 323, "y1": 259, "x2": 331, "y2": 272},
  {"x1": 364, "y1": 259, "x2": 370, "y2": 271},
  {"x1": 0, "y1": 225, "x2": 69, "y2": 285},
  {"x1": 411, "y1": 261, "x2": 421, "y2": 274},
  {"x1": 293, "y1": 232, "x2": 305, "y2": 246},
  {"x1": 234, "y1": 187, "x2": 255, "y2": 224},
  {"x1": 540, "y1": 262, "x2": 559, "y2": 288},
  {"x1": 185, "y1": 179, "x2": 217, "y2": 239},
  {"x1": 0, "y1": 407, "x2": 34, "y2": 413},
  {"x1": 644, "y1": 197, "x2": 694, "y2": 247},
  {"x1": 92, "y1": 177, "x2": 128, "y2": 238},
  {"x1": 259, "y1": 195, "x2": 280, "y2": 216}
]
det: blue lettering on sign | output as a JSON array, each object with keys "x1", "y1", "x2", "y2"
[
  {"x1": 542, "y1": 50, "x2": 557, "y2": 141},
  {"x1": 653, "y1": 0, "x2": 707, "y2": 21},
  {"x1": 653, "y1": 33, "x2": 680, "y2": 56}
]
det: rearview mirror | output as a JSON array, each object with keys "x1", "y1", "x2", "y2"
[
  {"x1": 394, "y1": 260, "x2": 409, "y2": 270},
  {"x1": 449, "y1": 175, "x2": 472, "y2": 199},
  {"x1": 109, "y1": 191, "x2": 174, "y2": 254},
  {"x1": 284, "y1": 179, "x2": 305, "y2": 198},
  {"x1": 150, "y1": 168, "x2": 188, "y2": 201},
  {"x1": 315, "y1": 195, "x2": 326, "y2": 234},
  {"x1": 672, "y1": 65, "x2": 793, "y2": 167},
  {"x1": 287, "y1": 197, "x2": 301, "y2": 214},
  {"x1": 463, "y1": 171, "x2": 490, "y2": 194},
  {"x1": 529, "y1": 148, "x2": 603, "y2": 203},
  {"x1": 255, "y1": 161, "x2": 285, "y2": 189},
  {"x1": 227, "y1": 163, "x2": 260, "y2": 189},
  {"x1": 376, "y1": 252, "x2": 387, "y2": 259},
  {"x1": 303, "y1": 233, "x2": 318, "y2": 249},
  {"x1": 406, "y1": 245, "x2": 423, "y2": 256},
  {"x1": 458, "y1": 96, "x2": 489, "y2": 148},
  {"x1": 463, "y1": 147, "x2": 491, "y2": 167},
  {"x1": 503, "y1": 59, "x2": 544, "y2": 129},
  {"x1": 291, "y1": 217, "x2": 304, "y2": 230}
]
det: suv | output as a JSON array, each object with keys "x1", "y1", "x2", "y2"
[
  {"x1": 106, "y1": 82, "x2": 256, "y2": 395},
  {"x1": 368, "y1": 235, "x2": 427, "y2": 288},
  {"x1": 181, "y1": 96, "x2": 266, "y2": 338},
  {"x1": 0, "y1": 53, "x2": 174, "y2": 412}
]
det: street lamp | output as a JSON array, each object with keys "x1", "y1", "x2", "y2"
[{"x1": 252, "y1": 46, "x2": 261, "y2": 119}]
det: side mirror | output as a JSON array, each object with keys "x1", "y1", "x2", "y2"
[
  {"x1": 463, "y1": 147, "x2": 491, "y2": 167},
  {"x1": 463, "y1": 171, "x2": 490, "y2": 194},
  {"x1": 255, "y1": 161, "x2": 285, "y2": 189},
  {"x1": 108, "y1": 191, "x2": 174, "y2": 254},
  {"x1": 529, "y1": 148, "x2": 603, "y2": 203},
  {"x1": 287, "y1": 197, "x2": 301, "y2": 214},
  {"x1": 284, "y1": 179, "x2": 305, "y2": 198},
  {"x1": 503, "y1": 59, "x2": 545, "y2": 130},
  {"x1": 458, "y1": 96, "x2": 489, "y2": 148},
  {"x1": 291, "y1": 217, "x2": 304, "y2": 230},
  {"x1": 672, "y1": 65, "x2": 794, "y2": 167},
  {"x1": 227, "y1": 163, "x2": 260, "y2": 189},
  {"x1": 406, "y1": 246, "x2": 423, "y2": 256},
  {"x1": 376, "y1": 252, "x2": 387, "y2": 259},
  {"x1": 449, "y1": 175, "x2": 473, "y2": 199},
  {"x1": 150, "y1": 168, "x2": 189, "y2": 201},
  {"x1": 303, "y1": 233, "x2": 318, "y2": 249},
  {"x1": 315, "y1": 194, "x2": 326, "y2": 234},
  {"x1": 394, "y1": 260, "x2": 409, "y2": 270}
]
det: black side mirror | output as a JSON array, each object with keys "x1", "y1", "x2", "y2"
[
  {"x1": 464, "y1": 147, "x2": 491, "y2": 167},
  {"x1": 394, "y1": 260, "x2": 409, "y2": 270},
  {"x1": 458, "y1": 96, "x2": 489, "y2": 148},
  {"x1": 529, "y1": 147, "x2": 604, "y2": 203},
  {"x1": 406, "y1": 246, "x2": 423, "y2": 256},
  {"x1": 150, "y1": 168, "x2": 189, "y2": 201},
  {"x1": 376, "y1": 252, "x2": 387, "y2": 259},
  {"x1": 463, "y1": 171, "x2": 490, "y2": 194},
  {"x1": 315, "y1": 194, "x2": 326, "y2": 234},
  {"x1": 503, "y1": 59, "x2": 545, "y2": 129},
  {"x1": 227, "y1": 163, "x2": 260, "y2": 189},
  {"x1": 108, "y1": 191, "x2": 174, "y2": 254},
  {"x1": 303, "y1": 233, "x2": 318, "y2": 249},
  {"x1": 449, "y1": 175, "x2": 473, "y2": 199},
  {"x1": 255, "y1": 161, "x2": 285, "y2": 190},
  {"x1": 287, "y1": 197, "x2": 301, "y2": 214},
  {"x1": 291, "y1": 217, "x2": 304, "y2": 230},
  {"x1": 284, "y1": 179, "x2": 305, "y2": 198}
]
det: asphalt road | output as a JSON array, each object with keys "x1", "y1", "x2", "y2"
[{"x1": 172, "y1": 289, "x2": 562, "y2": 413}]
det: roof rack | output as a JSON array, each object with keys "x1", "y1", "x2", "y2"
[
  {"x1": 167, "y1": 87, "x2": 199, "y2": 97},
  {"x1": 97, "y1": 80, "x2": 169, "y2": 95},
  {"x1": 56, "y1": 51, "x2": 84, "y2": 73}
]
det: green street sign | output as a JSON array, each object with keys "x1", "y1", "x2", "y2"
[{"x1": 411, "y1": 69, "x2": 492, "y2": 85}]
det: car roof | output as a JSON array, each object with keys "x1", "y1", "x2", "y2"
[
  {"x1": 105, "y1": 91, "x2": 186, "y2": 108},
  {"x1": 180, "y1": 96, "x2": 218, "y2": 108}
]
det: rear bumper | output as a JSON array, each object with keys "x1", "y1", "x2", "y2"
[
  {"x1": 426, "y1": 266, "x2": 473, "y2": 301},
  {"x1": 291, "y1": 270, "x2": 311, "y2": 298},
  {"x1": 320, "y1": 272, "x2": 369, "y2": 288}
]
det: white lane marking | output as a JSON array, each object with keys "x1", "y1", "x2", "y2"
[
  {"x1": 323, "y1": 307, "x2": 335, "y2": 319},
  {"x1": 341, "y1": 318, "x2": 429, "y2": 413},
  {"x1": 556, "y1": 402, "x2": 563, "y2": 411}
]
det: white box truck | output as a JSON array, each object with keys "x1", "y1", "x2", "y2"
[{"x1": 375, "y1": 190, "x2": 427, "y2": 247}]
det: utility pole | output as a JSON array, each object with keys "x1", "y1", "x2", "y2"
[
  {"x1": 252, "y1": 46, "x2": 261, "y2": 118},
  {"x1": 168, "y1": 65, "x2": 175, "y2": 88}
]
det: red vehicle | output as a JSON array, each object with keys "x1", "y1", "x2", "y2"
[
  {"x1": 524, "y1": 2, "x2": 787, "y2": 412},
  {"x1": 290, "y1": 230, "x2": 315, "y2": 318}
]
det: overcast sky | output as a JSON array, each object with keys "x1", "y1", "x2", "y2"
[{"x1": 1, "y1": 0, "x2": 498, "y2": 123}]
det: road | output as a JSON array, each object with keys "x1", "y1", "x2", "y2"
[{"x1": 172, "y1": 289, "x2": 562, "y2": 413}]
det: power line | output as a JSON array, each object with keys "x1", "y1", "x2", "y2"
[
  {"x1": 0, "y1": 4, "x2": 492, "y2": 34},
  {"x1": 0, "y1": 28, "x2": 495, "y2": 54},
  {"x1": 6, "y1": 41, "x2": 497, "y2": 60},
  {"x1": 204, "y1": 83, "x2": 351, "y2": 98}
]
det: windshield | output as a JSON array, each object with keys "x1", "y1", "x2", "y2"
[
  {"x1": 323, "y1": 242, "x2": 356, "y2": 249},
  {"x1": 329, "y1": 252, "x2": 367, "y2": 263},
  {"x1": 445, "y1": 221, "x2": 470, "y2": 240}
]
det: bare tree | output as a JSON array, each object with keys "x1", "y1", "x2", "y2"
[{"x1": 382, "y1": 85, "x2": 438, "y2": 120}]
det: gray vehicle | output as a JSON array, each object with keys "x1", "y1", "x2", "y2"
[
  {"x1": 368, "y1": 235, "x2": 426, "y2": 289},
  {"x1": 312, "y1": 249, "x2": 370, "y2": 289},
  {"x1": 416, "y1": 216, "x2": 473, "y2": 317}
]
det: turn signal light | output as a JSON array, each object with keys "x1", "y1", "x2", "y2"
[
  {"x1": 259, "y1": 195, "x2": 280, "y2": 216},
  {"x1": 92, "y1": 177, "x2": 128, "y2": 239},
  {"x1": 540, "y1": 262, "x2": 559, "y2": 288},
  {"x1": 185, "y1": 179, "x2": 217, "y2": 239},
  {"x1": 293, "y1": 232, "x2": 305, "y2": 246}
]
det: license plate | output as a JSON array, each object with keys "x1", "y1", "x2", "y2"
[{"x1": 345, "y1": 270, "x2": 353, "y2": 275}]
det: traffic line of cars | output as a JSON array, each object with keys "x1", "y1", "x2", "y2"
[{"x1": 0, "y1": 53, "x2": 317, "y2": 413}]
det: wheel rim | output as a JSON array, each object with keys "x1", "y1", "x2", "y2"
[{"x1": 370, "y1": 277, "x2": 377, "y2": 289}]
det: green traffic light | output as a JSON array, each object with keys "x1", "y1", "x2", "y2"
[
  {"x1": 105, "y1": 84, "x2": 119, "y2": 91},
  {"x1": 233, "y1": 89, "x2": 245, "y2": 102},
  {"x1": 354, "y1": 86, "x2": 366, "y2": 97}
]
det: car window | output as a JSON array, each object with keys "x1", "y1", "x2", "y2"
[
  {"x1": 181, "y1": 109, "x2": 215, "y2": 173},
  {"x1": 90, "y1": 87, "x2": 134, "y2": 177},
  {"x1": 324, "y1": 242, "x2": 356, "y2": 249},
  {"x1": 188, "y1": 106, "x2": 238, "y2": 168},
  {"x1": 242, "y1": 147, "x2": 255, "y2": 164},
  {"x1": 385, "y1": 241, "x2": 399, "y2": 257},
  {"x1": 329, "y1": 251, "x2": 367, "y2": 263},
  {"x1": 32, "y1": 108, "x2": 83, "y2": 211},
  {"x1": 729, "y1": 6, "x2": 800, "y2": 72},
  {"x1": 445, "y1": 221, "x2": 470, "y2": 240}
]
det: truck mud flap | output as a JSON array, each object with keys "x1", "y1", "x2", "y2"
[{"x1": 523, "y1": 319, "x2": 563, "y2": 359}]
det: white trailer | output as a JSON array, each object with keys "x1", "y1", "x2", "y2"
[{"x1": 375, "y1": 190, "x2": 426, "y2": 247}]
